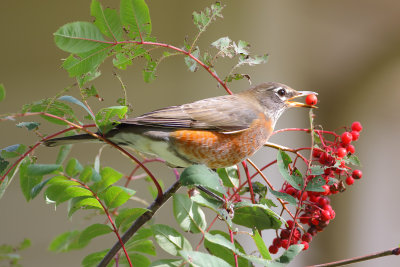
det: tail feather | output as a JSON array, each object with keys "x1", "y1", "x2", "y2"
[{"x1": 43, "y1": 134, "x2": 98, "y2": 147}]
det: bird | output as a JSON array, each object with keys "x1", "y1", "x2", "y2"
[{"x1": 44, "y1": 82, "x2": 316, "y2": 168}]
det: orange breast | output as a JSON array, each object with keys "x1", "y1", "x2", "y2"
[{"x1": 169, "y1": 115, "x2": 273, "y2": 168}]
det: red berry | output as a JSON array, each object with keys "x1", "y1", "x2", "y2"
[
  {"x1": 305, "y1": 94, "x2": 318, "y2": 106},
  {"x1": 345, "y1": 176, "x2": 354, "y2": 185},
  {"x1": 351, "y1": 131, "x2": 360, "y2": 141},
  {"x1": 280, "y1": 229, "x2": 290, "y2": 239},
  {"x1": 322, "y1": 185, "x2": 330, "y2": 195},
  {"x1": 318, "y1": 197, "x2": 329, "y2": 207},
  {"x1": 311, "y1": 217, "x2": 319, "y2": 226},
  {"x1": 269, "y1": 245, "x2": 279, "y2": 254},
  {"x1": 302, "y1": 233, "x2": 312, "y2": 243},
  {"x1": 313, "y1": 148, "x2": 322, "y2": 158},
  {"x1": 286, "y1": 220, "x2": 295, "y2": 229},
  {"x1": 346, "y1": 144, "x2": 355, "y2": 154},
  {"x1": 321, "y1": 210, "x2": 331, "y2": 221},
  {"x1": 273, "y1": 237, "x2": 282, "y2": 248},
  {"x1": 285, "y1": 187, "x2": 297, "y2": 196},
  {"x1": 308, "y1": 227, "x2": 318, "y2": 236},
  {"x1": 336, "y1": 147, "x2": 347, "y2": 158},
  {"x1": 297, "y1": 191, "x2": 308, "y2": 201},
  {"x1": 341, "y1": 132, "x2": 353, "y2": 145},
  {"x1": 352, "y1": 169, "x2": 362, "y2": 179},
  {"x1": 351, "y1": 121, "x2": 363, "y2": 132},
  {"x1": 281, "y1": 239, "x2": 289, "y2": 249},
  {"x1": 301, "y1": 241, "x2": 309, "y2": 250}
]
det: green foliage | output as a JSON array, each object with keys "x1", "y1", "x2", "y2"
[
  {"x1": 217, "y1": 166, "x2": 239, "y2": 188},
  {"x1": 95, "y1": 105, "x2": 128, "y2": 133},
  {"x1": 277, "y1": 150, "x2": 304, "y2": 190},
  {"x1": 180, "y1": 165, "x2": 226, "y2": 195},
  {"x1": 252, "y1": 229, "x2": 271, "y2": 260},
  {"x1": 0, "y1": 239, "x2": 31, "y2": 267},
  {"x1": 152, "y1": 224, "x2": 192, "y2": 256},
  {"x1": 16, "y1": 121, "x2": 40, "y2": 131},
  {"x1": 180, "y1": 250, "x2": 230, "y2": 267},
  {"x1": 192, "y1": 2, "x2": 223, "y2": 31},
  {"x1": 0, "y1": 83, "x2": 5, "y2": 102},
  {"x1": 173, "y1": 193, "x2": 206, "y2": 233},
  {"x1": 232, "y1": 202, "x2": 282, "y2": 230},
  {"x1": 270, "y1": 189, "x2": 297, "y2": 206}
]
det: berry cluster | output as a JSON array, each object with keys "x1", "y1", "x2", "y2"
[{"x1": 268, "y1": 121, "x2": 363, "y2": 254}]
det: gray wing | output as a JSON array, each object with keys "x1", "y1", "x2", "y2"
[{"x1": 118, "y1": 94, "x2": 261, "y2": 132}]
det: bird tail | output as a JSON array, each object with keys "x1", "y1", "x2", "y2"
[{"x1": 43, "y1": 134, "x2": 99, "y2": 147}]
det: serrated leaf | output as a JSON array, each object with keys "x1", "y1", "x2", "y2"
[
  {"x1": 270, "y1": 190, "x2": 297, "y2": 206},
  {"x1": 347, "y1": 155, "x2": 361, "y2": 166},
  {"x1": 180, "y1": 165, "x2": 225, "y2": 195},
  {"x1": 16, "y1": 122, "x2": 40, "y2": 131},
  {"x1": 92, "y1": 167, "x2": 124, "y2": 192},
  {"x1": 238, "y1": 54, "x2": 268, "y2": 66},
  {"x1": 184, "y1": 49, "x2": 200, "y2": 72},
  {"x1": 232, "y1": 202, "x2": 282, "y2": 230},
  {"x1": 310, "y1": 165, "x2": 325, "y2": 175},
  {"x1": 77, "y1": 70, "x2": 102, "y2": 87},
  {"x1": 82, "y1": 250, "x2": 108, "y2": 267},
  {"x1": 252, "y1": 229, "x2": 271, "y2": 260},
  {"x1": 115, "y1": 207, "x2": 149, "y2": 229},
  {"x1": 277, "y1": 150, "x2": 303, "y2": 190},
  {"x1": 102, "y1": 186, "x2": 134, "y2": 209},
  {"x1": 1, "y1": 144, "x2": 27, "y2": 159},
  {"x1": 0, "y1": 84, "x2": 5, "y2": 102},
  {"x1": 48, "y1": 230, "x2": 81, "y2": 252},
  {"x1": 142, "y1": 54, "x2": 157, "y2": 82},
  {"x1": 59, "y1": 95, "x2": 95, "y2": 121},
  {"x1": 65, "y1": 158, "x2": 83, "y2": 177},
  {"x1": 270, "y1": 244, "x2": 304, "y2": 266},
  {"x1": 125, "y1": 239, "x2": 155, "y2": 255},
  {"x1": 22, "y1": 99, "x2": 76, "y2": 125},
  {"x1": 113, "y1": 46, "x2": 146, "y2": 69},
  {"x1": 152, "y1": 224, "x2": 192, "y2": 256},
  {"x1": 62, "y1": 45, "x2": 110, "y2": 77},
  {"x1": 211, "y1": 37, "x2": 234, "y2": 58},
  {"x1": 217, "y1": 166, "x2": 239, "y2": 188},
  {"x1": 192, "y1": 3, "x2": 223, "y2": 31},
  {"x1": 191, "y1": 193, "x2": 232, "y2": 227},
  {"x1": 30, "y1": 177, "x2": 52, "y2": 199},
  {"x1": 68, "y1": 196, "x2": 103, "y2": 217},
  {"x1": 19, "y1": 158, "x2": 42, "y2": 201},
  {"x1": 27, "y1": 164, "x2": 61, "y2": 176},
  {"x1": 78, "y1": 223, "x2": 113, "y2": 247},
  {"x1": 173, "y1": 193, "x2": 206, "y2": 233},
  {"x1": 91, "y1": 0, "x2": 123, "y2": 41},
  {"x1": 79, "y1": 166, "x2": 95, "y2": 183},
  {"x1": 45, "y1": 182, "x2": 87, "y2": 205},
  {"x1": 204, "y1": 230, "x2": 251, "y2": 267},
  {"x1": 120, "y1": 0, "x2": 152, "y2": 39},
  {"x1": 180, "y1": 250, "x2": 230, "y2": 267},
  {"x1": 95, "y1": 106, "x2": 127, "y2": 133},
  {"x1": 305, "y1": 176, "x2": 326, "y2": 192},
  {"x1": 54, "y1": 21, "x2": 106, "y2": 53}
]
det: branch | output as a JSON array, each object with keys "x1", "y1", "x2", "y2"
[
  {"x1": 309, "y1": 247, "x2": 400, "y2": 267},
  {"x1": 98, "y1": 180, "x2": 182, "y2": 267}
]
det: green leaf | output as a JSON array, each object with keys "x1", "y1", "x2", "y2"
[
  {"x1": 270, "y1": 190, "x2": 297, "y2": 206},
  {"x1": 131, "y1": 228, "x2": 153, "y2": 243},
  {"x1": 271, "y1": 244, "x2": 304, "y2": 266},
  {"x1": 180, "y1": 165, "x2": 226, "y2": 195},
  {"x1": 101, "y1": 186, "x2": 134, "y2": 209},
  {"x1": 310, "y1": 165, "x2": 324, "y2": 175},
  {"x1": 238, "y1": 54, "x2": 268, "y2": 66},
  {"x1": 62, "y1": 45, "x2": 110, "y2": 77},
  {"x1": 92, "y1": 167, "x2": 124, "y2": 192},
  {"x1": 95, "y1": 106, "x2": 127, "y2": 133},
  {"x1": 212, "y1": 37, "x2": 234, "y2": 58},
  {"x1": 173, "y1": 193, "x2": 206, "y2": 233},
  {"x1": 0, "y1": 157, "x2": 23, "y2": 200},
  {"x1": 184, "y1": 49, "x2": 200, "y2": 72},
  {"x1": 45, "y1": 180, "x2": 87, "y2": 205},
  {"x1": 78, "y1": 223, "x2": 113, "y2": 247},
  {"x1": 91, "y1": 0, "x2": 123, "y2": 41},
  {"x1": 152, "y1": 224, "x2": 192, "y2": 256},
  {"x1": 18, "y1": 238, "x2": 31, "y2": 250},
  {"x1": 22, "y1": 99, "x2": 76, "y2": 126},
  {"x1": 204, "y1": 230, "x2": 251, "y2": 267},
  {"x1": 277, "y1": 150, "x2": 303, "y2": 190},
  {"x1": 125, "y1": 239, "x2": 155, "y2": 255},
  {"x1": 305, "y1": 176, "x2": 326, "y2": 192},
  {"x1": 58, "y1": 95, "x2": 95, "y2": 121},
  {"x1": 48, "y1": 230, "x2": 81, "y2": 252},
  {"x1": 142, "y1": 54, "x2": 157, "y2": 82},
  {"x1": 19, "y1": 158, "x2": 42, "y2": 201},
  {"x1": 347, "y1": 155, "x2": 361, "y2": 166},
  {"x1": 54, "y1": 21, "x2": 106, "y2": 53},
  {"x1": 191, "y1": 193, "x2": 232, "y2": 227},
  {"x1": 252, "y1": 229, "x2": 271, "y2": 260},
  {"x1": 179, "y1": 250, "x2": 230, "y2": 267},
  {"x1": 113, "y1": 46, "x2": 146, "y2": 69},
  {"x1": 0, "y1": 155, "x2": 9, "y2": 175},
  {"x1": 115, "y1": 207, "x2": 149, "y2": 229},
  {"x1": 217, "y1": 166, "x2": 239, "y2": 188},
  {"x1": 82, "y1": 250, "x2": 108, "y2": 267},
  {"x1": 232, "y1": 202, "x2": 282, "y2": 230},
  {"x1": 119, "y1": 253, "x2": 151, "y2": 267},
  {"x1": 67, "y1": 196, "x2": 103, "y2": 217},
  {"x1": 79, "y1": 166, "x2": 96, "y2": 183},
  {"x1": 16, "y1": 122, "x2": 40, "y2": 131},
  {"x1": 65, "y1": 158, "x2": 83, "y2": 177},
  {"x1": 120, "y1": 0, "x2": 152, "y2": 39},
  {"x1": 77, "y1": 70, "x2": 102, "y2": 87},
  {"x1": 0, "y1": 83, "x2": 5, "y2": 102},
  {"x1": 192, "y1": 3, "x2": 223, "y2": 31},
  {"x1": 30, "y1": 178, "x2": 52, "y2": 199},
  {"x1": 82, "y1": 85, "x2": 100, "y2": 100},
  {"x1": 1, "y1": 144, "x2": 27, "y2": 159},
  {"x1": 27, "y1": 164, "x2": 61, "y2": 176},
  {"x1": 150, "y1": 259, "x2": 183, "y2": 267}
]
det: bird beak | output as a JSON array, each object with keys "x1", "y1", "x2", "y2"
[{"x1": 286, "y1": 91, "x2": 318, "y2": 108}]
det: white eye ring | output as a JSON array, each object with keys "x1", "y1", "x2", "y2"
[{"x1": 276, "y1": 88, "x2": 287, "y2": 97}]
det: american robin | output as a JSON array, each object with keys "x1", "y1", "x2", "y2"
[{"x1": 44, "y1": 82, "x2": 316, "y2": 168}]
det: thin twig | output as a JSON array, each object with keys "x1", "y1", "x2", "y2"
[{"x1": 97, "y1": 180, "x2": 182, "y2": 267}]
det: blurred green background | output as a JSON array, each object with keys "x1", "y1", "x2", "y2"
[{"x1": 1, "y1": 0, "x2": 400, "y2": 266}]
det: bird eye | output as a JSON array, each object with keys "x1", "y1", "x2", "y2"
[{"x1": 277, "y1": 88, "x2": 286, "y2": 97}]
